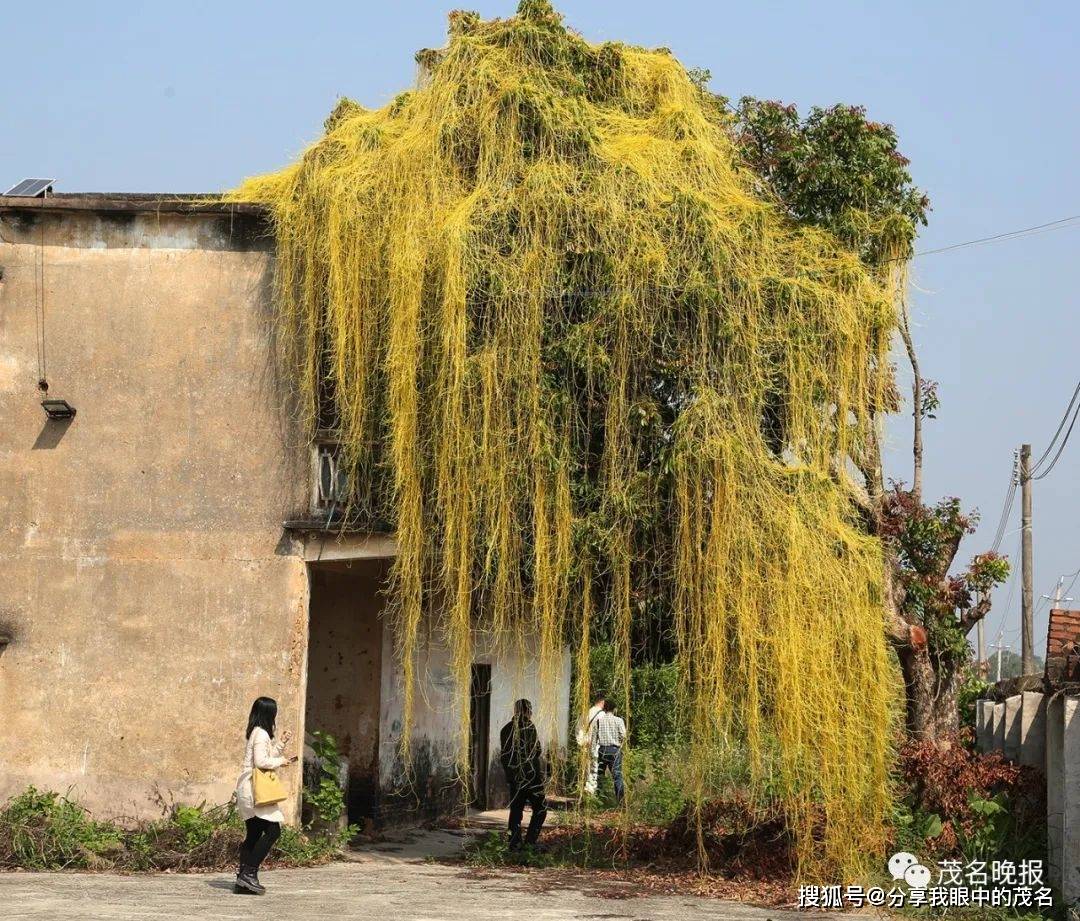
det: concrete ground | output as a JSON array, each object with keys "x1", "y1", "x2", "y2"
[{"x1": 0, "y1": 815, "x2": 812, "y2": 921}]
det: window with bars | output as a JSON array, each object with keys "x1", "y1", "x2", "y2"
[{"x1": 311, "y1": 437, "x2": 351, "y2": 517}]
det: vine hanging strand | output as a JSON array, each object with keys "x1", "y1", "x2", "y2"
[{"x1": 229, "y1": 0, "x2": 902, "y2": 878}]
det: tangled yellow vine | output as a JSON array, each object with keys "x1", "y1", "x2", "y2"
[{"x1": 230, "y1": 0, "x2": 901, "y2": 877}]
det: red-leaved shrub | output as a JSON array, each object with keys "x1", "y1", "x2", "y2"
[{"x1": 897, "y1": 731, "x2": 1044, "y2": 853}]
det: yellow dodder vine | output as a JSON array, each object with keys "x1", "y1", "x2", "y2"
[{"x1": 230, "y1": 1, "x2": 902, "y2": 876}]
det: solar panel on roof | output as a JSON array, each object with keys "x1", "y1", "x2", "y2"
[{"x1": 4, "y1": 178, "x2": 54, "y2": 197}]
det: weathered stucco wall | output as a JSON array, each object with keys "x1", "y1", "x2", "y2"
[
  {"x1": 0, "y1": 206, "x2": 311, "y2": 820},
  {"x1": 0, "y1": 202, "x2": 573, "y2": 829},
  {"x1": 482, "y1": 636, "x2": 572, "y2": 807},
  {"x1": 378, "y1": 619, "x2": 571, "y2": 820}
]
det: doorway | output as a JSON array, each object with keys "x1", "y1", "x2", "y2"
[
  {"x1": 468, "y1": 663, "x2": 492, "y2": 809},
  {"x1": 304, "y1": 558, "x2": 390, "y2": 825}
]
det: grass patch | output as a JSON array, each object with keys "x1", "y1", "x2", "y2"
[
  {"x1": 0, "y1": 787, "x2": 354, "y2": 872},
  {"x1": 460, "y1": 807, "x2": 800, "y2": 905},
  {"x1": 465, "y1": 827, "x2": 616, "y2": 870},
  {"x1": 466, "y1": 796, "x2": 795, "y2": 878}
]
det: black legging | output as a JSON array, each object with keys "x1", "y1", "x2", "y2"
[{"x1": 240, "y1": 817, "x2": 281, "y2": 871}]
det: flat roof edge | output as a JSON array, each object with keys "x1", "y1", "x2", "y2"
[{"x1": 0, "y1": 195, "x2": 266, "y2": 216}]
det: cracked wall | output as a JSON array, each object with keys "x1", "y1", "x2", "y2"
[{"x1": 0, "y1": 207, "x2": 311, "y2": 821}]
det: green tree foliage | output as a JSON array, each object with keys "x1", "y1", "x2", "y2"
[
  {"x1": 588, "y1": 642, "x2": 679, "y2": 750},
  {"x1": 990, "y1": 648, "x2": 1044, "y2": 681},
  {"x1": 882, "y1": 490, "x2": 1009, "y2": 665},
  {"x1": 732, "y1": 97, "x2": 929, "y2": 264}
]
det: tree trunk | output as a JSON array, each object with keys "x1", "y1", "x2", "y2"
[
  {"x1": 898, "y1": 306, "x2": 923, "y2": 505},
  {"x1": 897, "y1": 645, "x2": 961, "y2": 742}
]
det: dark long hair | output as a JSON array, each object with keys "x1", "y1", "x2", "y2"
[{"x1": 246, "y1": 697, "x2": 277, "y2": 739}]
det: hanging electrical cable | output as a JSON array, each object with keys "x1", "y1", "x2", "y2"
[
  {"x1": 988, "y1": 533, "x2": 1024, "y2": 643},
  {"x1": 1032, "y1": 396, "x2": 1080, "y2": 481},
  {"x1": 989, "y1": 452, "x2": 1019, "y2": 553},
  {"x1": 34, "y1": 221, "x2": 48, "y2": 393},
  {"x1": 1030, "y1": 377, "x2": 1080, "y2": 477}
]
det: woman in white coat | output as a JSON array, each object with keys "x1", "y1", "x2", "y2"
[{"x1": 234, "y1": 696, "x2": 296, "y2": 894}]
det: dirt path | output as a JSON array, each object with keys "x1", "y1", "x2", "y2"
[
  {"x1": 0, "y1": 860, "x2": 815, "y2": 921},
  {"x1": 1, "y1": 818, "x2": 820, "y2": 920}
]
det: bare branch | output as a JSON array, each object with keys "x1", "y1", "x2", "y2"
[{"x1": 898, "y1": 297, "x2": 923, "y2": 504}]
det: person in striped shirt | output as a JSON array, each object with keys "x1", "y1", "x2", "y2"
[{"x1": 592, "y1": 701, "x2": 627, "y2": 803}]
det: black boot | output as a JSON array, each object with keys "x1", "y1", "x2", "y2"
[{"x1": 234, "y1": 865, "x2": 265, "y2": 895}]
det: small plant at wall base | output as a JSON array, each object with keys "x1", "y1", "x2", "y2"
[
  {"x1": 304, "y1": 730, "x2": 349, "y2": 828},
  {"x1": 0, "y1": 787, "x2": 352, "y2": 872}
]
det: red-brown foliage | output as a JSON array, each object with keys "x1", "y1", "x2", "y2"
[
  {"x1": 665, "y1": 797, "x2": 795, "y2": 879},
  {"x1": 897, "y1": 732, "x2": 1044, "y2": 851}
]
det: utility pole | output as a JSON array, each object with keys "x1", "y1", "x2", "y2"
[
  {"x1": 1042, "y1": 577, "x2": 1074, "y2": 613},
  {"x1": 990, "y1": 632, "x2": 1008, "y2": 682},
  {"x1": 1020, "y1": 444, "x2": 1035, "y2": 675}
]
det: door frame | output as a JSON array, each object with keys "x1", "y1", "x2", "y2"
[{"x1": 468, "y1": 663, "x2": 492, "y2": 809}]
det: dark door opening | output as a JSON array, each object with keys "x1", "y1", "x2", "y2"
[
  {"x1": 469, "y1": 664, "x2": 492, "y2": 809},
  {"x1": 304, "y1": 558, "x2": 389, "y2": 827}
]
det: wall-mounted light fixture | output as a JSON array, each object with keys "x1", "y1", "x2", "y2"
[
  {"x1": 41, "y1": 398, "x2": 76, "y2": 420},
  {"x1": 38, "y1": 379, "x2": 75, "y2": 420}
]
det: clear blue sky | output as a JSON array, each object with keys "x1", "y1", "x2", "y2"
[{"x1": 4, "y1": 1, "x2": 1078, "y2": 656}]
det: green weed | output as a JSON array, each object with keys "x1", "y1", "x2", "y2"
[{"x1": 0, "y1": 787, "x2": 352, "y2": 872}]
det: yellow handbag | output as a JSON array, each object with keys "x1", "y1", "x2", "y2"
[{"x1": 252, "y1": 766, "x2": 287, "y2": 807}]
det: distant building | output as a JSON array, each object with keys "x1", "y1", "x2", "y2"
[{"x1": 0, "y1": 194, "x2": 569, "y2": 825}]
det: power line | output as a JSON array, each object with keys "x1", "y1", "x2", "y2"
[
  {"x1": 1059, "y1": 570, "x2": 1080, "y2": 606},
  {"x1": 1049, "y1": 565, "x2": 1080, "y2": 608},
  {"x1": 912, "y1": 213, "x2": 1080, "y2": 259},
  {"x1": 1031, "y1": 378, "x2": 1080, "y2": 475},
  {"x1": 1032, "y1": 396, "x2": 1080, "y2": 481},
  {"x1": 989, "y1": 451, "x2": 1019, "y2": 552},
  {"x1": 990, "y1": 483, "x2": 1016, "y2": 551},
  {"x1": 988, "y1": 533, "x2": 1023, "y2": 642}
]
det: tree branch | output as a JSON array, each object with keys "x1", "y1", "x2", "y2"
[
  {"x1": 959, "y1": 595, "x2": 992, "y2": 634},
  {"x1": 883, "y1": 549, "x2": 927, "y2": 651},
  {"x1": 833, "y1": 457, "x2": 873, "y2": 514},
  {"x1": 938, "y1": 529, "x2": 965, "y2": 580},
  {"x1": 898, "y1": 298, "x2": 923, "y2": 504}
]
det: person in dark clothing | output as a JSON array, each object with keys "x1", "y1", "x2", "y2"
[{"x1": 499, "y1": 698, "x2": 548, "y2": 849}]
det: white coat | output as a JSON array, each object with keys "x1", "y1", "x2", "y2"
[{"x1": 234, "y1": 726, "x2": 288, "y2": 823}]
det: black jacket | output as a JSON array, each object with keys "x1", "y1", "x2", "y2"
[{"x1": 499, "y1": 718, "x2": 543, "y2": 787}]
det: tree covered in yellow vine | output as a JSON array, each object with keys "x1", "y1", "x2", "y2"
[{"x1": 229, "y1": 0, "x2": 938, "y2": 876}]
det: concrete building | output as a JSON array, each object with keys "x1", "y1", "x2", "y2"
[{"x1": 0, "y1": 194, "x2": 570, "y2": 827}]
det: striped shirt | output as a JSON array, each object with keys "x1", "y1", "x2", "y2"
[{"x1": 593, "y1": 712, "x2": 627, "y2": 748}]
